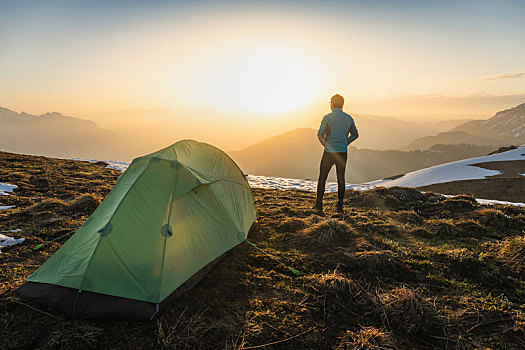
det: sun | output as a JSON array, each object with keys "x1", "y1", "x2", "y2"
[{"x1": 199, "y1": 46, "x2": 322, "y2": 115}]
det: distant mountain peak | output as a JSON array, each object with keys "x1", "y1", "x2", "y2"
[
  {"x1": 404, "y1": 102, "x2": 525, "y2": 150},
  {"x1": 40, "y1": 111, "x2": 64, "y2": 118},
  {"x1": 0, "y1": 106, "x2": 125, "y2": 159},
  {"x1": 450, "y1": 102, "x2": 525, "y2": 140},
  {"x1": 0, "y1": 108, "x2": 65, "y2": 119}
]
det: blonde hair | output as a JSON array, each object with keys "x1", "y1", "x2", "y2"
[{"x1": 330, "y1": 94, "x2": 344, "y2": 108}]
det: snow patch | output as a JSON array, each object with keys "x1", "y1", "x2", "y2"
[
  {"x1": 475, "y1": 198, "x2": 525, "y2": 207},
  {"x1": 0, "y1": 182, "x2": 17, "y2": 196},
  {"x1": 2, "y1": 229, "x2": 22, "y2": 233},
  {"x1": 71, "y1": 158, "x2": 131, "y2": 172},
  {"x1": 0, "y1": 183, "x2": 16, "y2": 209},
  {"x1": 365, "y1": 146, "x2": 525, "y2": 188},
  {"x1": 83, "y1": 147, "x2": 525, "y2": 207},
  {"x1": 0, "y1": 233, "x2": 24, "y2": 252},
  {"x1": 442, "y1": 194, "x2": 525, "y2": 207},
  {"x1": 246, "y1": 175, "x2": 374, "y2": 192}
]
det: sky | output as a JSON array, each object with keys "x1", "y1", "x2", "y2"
[{"x1": 1, "y1": 0, "x2": 524, "y2": 149}]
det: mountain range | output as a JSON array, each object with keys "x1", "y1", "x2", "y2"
[
  {"x1": 340, "y1": 114, "x2": 456, "y2": 150},
  {"x1": 0, "y1": 107, "x2": 139, "y2": 160},
  {"x1": 229, "y1": 129, "x2": 494, "y2": 183},
  {"x1": 1, "y1": 102, "x2": 523, "y2": 182},
  {"x1": 405, "y1": 103, "x2": 525, "y2": 150},
  {"x1": 0, "y1": 105, "x2": 467, "y2": 160},
  {"x1": 231, "y1": 102, "x2": 525, "y2": 182}
]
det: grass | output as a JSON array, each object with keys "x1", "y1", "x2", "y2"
[
  {"x1": 1, "y1": 150, "x2": 525, "y2": 349},
  {"x1": 301, "y1": 219, "x2": 354, "y2": 246}
]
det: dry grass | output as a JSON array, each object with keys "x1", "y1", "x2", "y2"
[
  {"x1": 425, "y1": 218, "x2": 460, "y2": 236},
  {"x1": 387, "y1": 210, "x2": 424, "y2": 225},
  {"x1": 378, "y1": 286, "x2": 437, "y2": 335},
  {"x1": 301, "y1": 219, "x2": 354, "y2": 246},
  {"x1": 354, "y1": 250, "x2": 404, "y2": 276},
  {"x1": 68, "y1": 194, "x2": 102, "y2": 216},
  {"x1": 336, "y1": 326, "x2": 396, "y2": 349},
  {"x1": 1, "y1": 151, "x2": 525, "y2": 349},
  {"x1": 47, "y1": 323, "x2": 103, "y2": 349},
  {"x1": 455, "y1": 218, "x2": 486, "y2": 235},
  {"x1": 156, "y1": 308, "x2": 212, "y2": 349},
  {"x1": 27, "y1": 198, "x2": 68, "y2": 213},
  {"x1": 276, "y1": 217, "x2": 309, "y2": 233},
  {"x1": 498, "y1": 236, "x2": 525, "y2": 273},
  {"x1": 474, "y1": 208, "x2": 514, "y2": 230},
  {"x1": 306, "y1": 270, "x2": 357, "y2": 296}
]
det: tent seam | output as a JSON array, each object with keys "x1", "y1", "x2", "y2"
[
  {"x1": 179, "y1": 163, "x2": 250, "y2": 189},
  {"x1": 207, "y1": 181, "x2": 245, "y2": 233},
  {"x1": 77, "y1": 159, "x2": 152, "y2": 293},
  {"x1": 157, "y1": 172, "x2": 179, "y2": 304},
  {"x1": 142, "y1": 155, "x2": 251, "y2": 190},
  {"x1": 206, "y1": 146, "x2": 258, "y2": 218}
]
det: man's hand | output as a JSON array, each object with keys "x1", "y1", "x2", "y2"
[
  {"x1": 321, "y1": 125, "x2": 331, "y2": 146},
  {"x1": 347, "y1": 122, "x2": 359, "y2": 145},
  {"x1": 317, "y1": 117, "x2": 330, "y2": 146}
]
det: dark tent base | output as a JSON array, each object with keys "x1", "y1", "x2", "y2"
[
  {"x1": 17, "y1": 222, "x2": 258, "y2": 321},
  {"x1": 16, "y1": 252, "x2": 226, "y2": 321}
]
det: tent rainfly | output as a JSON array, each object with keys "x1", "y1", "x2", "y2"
[{"x1": 17, "y1": 140, "x2": 257, "y2": 320}]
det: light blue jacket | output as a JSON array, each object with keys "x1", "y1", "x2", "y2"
[{"x1": 317, "y1": 108, "x2": 359, "y2": 152}]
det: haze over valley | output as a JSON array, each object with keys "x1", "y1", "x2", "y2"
[{"x1": 2, "y1": 102, "x2": 524, "y2": 183}]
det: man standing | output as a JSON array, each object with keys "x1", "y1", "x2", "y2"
[{"x1": 314, "y1": 94, "x2": 359, "y2": 213}]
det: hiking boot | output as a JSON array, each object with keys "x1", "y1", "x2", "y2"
[
  {"x1": 313, "y1": 201, "x2": 323, "y2": 213},
  {"x1": 336, "y1": 201, "x2": 344, "y2": 213}
]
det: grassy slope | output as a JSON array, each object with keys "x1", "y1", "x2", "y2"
[
  {"x1": 420, "y1": 178, "x2": 525, "y2": 203},
  {"x1": 419, "y1": 159, "x2": 525, "y2": 202},
  {"x1": 1, "y1": 151, "x2": 525, "y2": 349}
]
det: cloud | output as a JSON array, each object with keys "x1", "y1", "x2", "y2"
[{"x1": 482, "y1": 73, "x2": 525, "y2": 81}]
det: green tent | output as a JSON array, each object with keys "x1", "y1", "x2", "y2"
[{"x1": 17, "y1": 140, "x2": 257, "y2": 320}]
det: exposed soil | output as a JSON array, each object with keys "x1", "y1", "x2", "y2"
[
  {"x1": 420, "y1": 177, "x2": 525, "y2": 203},
  {"x1": 488, "y1": 146, "x2": 518, "y2": 155},
  {"x1": 1, "y1": 151, "x2": 525, "y2": 349},
  {"x1": 420, "y1": 158, "x2": 525, "y2": 203},
  {"x1": 471, "y1": 160, "x2": 525, "y2": 178}
]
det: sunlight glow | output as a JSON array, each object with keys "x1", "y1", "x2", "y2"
[{"x1": 198, "y1": 46, "x2": 322, "y2": 115}]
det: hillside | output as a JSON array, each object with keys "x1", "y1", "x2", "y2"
[
  {"x1": 70, "y1": 146, "x2": 525, "y2": 203},
  {"x1": 239, "y1": 113, "x2": 460, "y2": 152},
  {"x1": 0, "y1": 106, "x2": 452, "y2": 161},
  {"x1": 1, "y1": 151, "x2": 525, "y2": 349},
  {"x1": 422, "y1": 118, "x2": 474, "y2": 131},
  {"x1": 0, "y1": 107, "x2": 139, "y2": 160},
  {"x1": 404, "y1": 131, "x2": 504, "y2": 151},
  {"x1": 452, "y1": 103, "x2": 525, "y2": 139},
  {"x1": 367, "y1": 146, "x2": 525, "y2": 202},
  {"x1": 230, "y1": 128, "x2": 494, "y2": 183},
  {"x1": 347, "y1": 114, "x2": 439, "y2": 150},
  {"x1": 405, "y1": 103, "x2": 525, "y2": 150}
]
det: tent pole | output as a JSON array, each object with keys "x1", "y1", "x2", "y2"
[{"x1": 72, "y1": 289, "x2": 81, "y2": 320}]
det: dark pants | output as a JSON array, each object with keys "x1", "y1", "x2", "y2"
[{"x1": 316, "y1": 152, "x2": 347, "y2": 203}]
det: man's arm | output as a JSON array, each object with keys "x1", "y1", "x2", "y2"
[
  {"x1": 317, "y1": 116, "x2": 328, "y2": 146},
  {"x1": 347, "y1": 122, "x2": 359, "y2": 145}
]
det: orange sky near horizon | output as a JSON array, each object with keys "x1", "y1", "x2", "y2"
[{"x1": 1, "y1": 1, "x2": 524, "y2": 150}]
